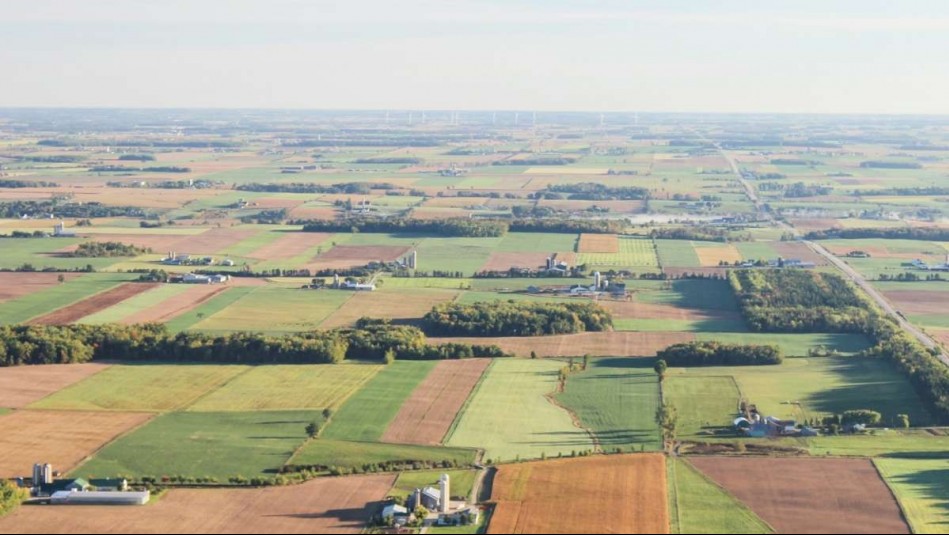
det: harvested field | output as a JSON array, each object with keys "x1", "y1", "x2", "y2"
[
  {"x1": 0, "y1": 272, "x2": 80, "y2": 303},
  {"x1": 0, "y1": 474, "x2": 395, "y2": 534},
  {"x1": 577, "y1": 233, "x2": 619, "y2": 253},
  {"x1": 319, "y1": 288, "x2": 457, "y2": 329},
  {"x1": 689, "y1": 457, "x2": 910, "y2": 534},
  {"x1": 489, "y1": 454, "x2": 669, "y2": 534},
  {"x1": 772, "y1": 241, "x2": 829, "y2": 266},
  {"x1": 883, "y1": 291, "x2": 949, "y2": 316},
  {"x1": 0, "y1": 410, "x2": 152, "y2": 478},
  {"x1": 313, "y1": 245, "x2": 412, "y2": 270},
  {"x1": 695, "y1": 244, "x2": 743, "y2": 267},
  {"x1": 27, "y1": 282, "x2": 159, "y2": 325},
  {"x1": 245, "y1": 232, "x2": 332, "y2": 261},
  {"x1": 380, "y1": 359, "x2": 490, "y2": 445},
  {"x1": 600, "y1": 300, "x2": 726, "y2": 320},
  {"x1": 120, "y1": 284, "x2": 228, "y2": 324},
  {"x1": 479, "y1": 252, "x2": 550, "y2": 272},
  {"x1": 0, "y1": 363, "x2": 110, "y2": 408},
  {"x1": 434, "y1": 332, "x2": 695, "y2": 357},
  {"x1": 174, "y1": 227, "x2": 260, "y2": 254}
]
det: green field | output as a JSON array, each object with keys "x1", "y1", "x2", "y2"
[
  {"x1": 496, "y1": 232, "x2": 578, "y2": 253},
  {"x1": 665, "y1": 376, "x2": 741, "y2": 439},
  {"x1": 164, "y1": 286, "x2": 256, "y2": 332},
  {"x1": 190, "y1": 286, "x2": 353, "y2": 333},
  {"x1": 555, "y1": 358, "x2": 661, "y2": 451},
  {"x1": 875, "y1": 458, "x2": 949, "y2": 534},
  {"x1": 289, "y1": 439, "x2": 477, "y2": 472},
  {"x1": 614, "y1": 317, "x2": 748, "y2": 333},
  {"x1": 696, "y1": 332, "x2": 871, "y2": 356},
  {"x1": 446, "y1": 359, "x2": 595, "y2": 462},
  {"x1": 73, "y1": 411, "x2": 316, "y2": 480},
  {"x1": 0, "y1": 273, "x2": 136, "y2": 325},
  {"x1": 415, "y1": 236, "x2": 503, "y2": 274},
  {"x1": 388, "y1": 469, "x2": 478, "y2": 500},
  {"x1": 636, "y1": 279, "x2": 740, "y2": 313},
  {"x1": 187, "y1": 363, "x2": 383, "y2": 412},
  {"x1": 655, "y1": 239, "x2": 702, "y2": 268},
  {"x1": 668, "y1": 458, "x2": 773, "y2": 534},
  {"x1": 0, "y1": 238, "x2": 119, "y2": 271},
  {"x1": 322, "y1": 361, "x2": 437, "y2": 441},
  {"x1": 804, "y1": 430, "x2": 949, "y2": 457},
  {"x1": 77, "y1": 284, "x2": 193, "y2": 324},
  {"x1": 577, "y1": 236, "x2": 660, "y2": 271},
  {"x1": 31, "y1": 363, "x2": 248, "y2": 412},
  {"x1": 666, "y1": 357, "x2": 930, "y2": 426}
]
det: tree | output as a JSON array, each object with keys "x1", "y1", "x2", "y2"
[
  {"x1": 530, "y1": 350, "x2": 537, "y2": 360},
  {"x1": 305, "y1": 421, "x2": 321, "y2": 438},
  {"x1": 653, "y1": 359, "x2": 668, "y2": 382},
  {"x1": 656, "y1": 402, "x2": 678, "y2": 442},
  {"x1": 384, "y1": 348, "x2": 396, "y2": 365},
  {"x1": 57, "y1": 274, "x2": 65, "y2": 284},
  {"x1": 322, "y1": 408, "x2": 333, "y2": 420},
  {"x1": 582, "y1": 354, "x2": 590, "y2": 370},
  {"x1": 896, "y1": 414, "x2": 911, "y2": 429}
]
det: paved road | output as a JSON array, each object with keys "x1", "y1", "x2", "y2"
[{"x1": 715, "y1": 143, "x2": 949, "y2": 364}]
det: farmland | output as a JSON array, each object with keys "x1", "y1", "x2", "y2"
[
  {"x1": 667, "y1": 458, "x2": 772, "y2": 534},
  {"x1": 489, "y1": 454, "x2": 669, "y2": 534},
  {"x1": 689, "y1": 457, "x2": 910, "y2": 534},
  {"x1": 446, "y1": 359, "x2": 595, "y2": 462},
  {"x1": 875, "y1": 458, "x2": 949, "y2": 534},
  {"x1": 0, "y1": 363, "x2": 110, "y2": 408}
]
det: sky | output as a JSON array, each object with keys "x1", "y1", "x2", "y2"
[{"x1": 2, "y1": 0, "x2": 949, "y2": 114}]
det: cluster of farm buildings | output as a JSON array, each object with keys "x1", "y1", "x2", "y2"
[
  {"x1": 906, "y1": 255, "x2": 949, "y2": 272},
  {"x1": 380, "y1": 474, "x2": 480, "y2": 529},
  {"x1": 18, "y1": 463, "x2": 149, "y2": 506}
]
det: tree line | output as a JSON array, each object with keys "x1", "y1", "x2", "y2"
[
  {"x1": 237, "y1": 182, "x2": 396, "y2": 194},
  {"x1": 859, "y1": 161, "x2": 922, "y2": 169},
  {"x1": 656, "y1": 341, "x2": 783, "y2": 366},
  {"x1": 0, "y1": 200, "x2": 150, "y2": 219},
  {"x1": 69, "y1": 241, "x2": 151, "y2": 258},
  {"x1": 90, "y1": 165, "x2": 191, "y2": 173},
  {"x1": 0, "y1": 320, "x2": 509, "y2": 368},
  {"x1": 423, "y1": 301, "x2": 613, "y2": 337},
  {"x1": 536, "y1": 182, "x2": 650, "y2": 200},
  {"x1": 300, "y1": 218, "x2": 509, "y2": 237},
  {"x1": 0, "y1": 179, "x2": 59, "y2": 188},
  {"x1": 805, "y1": 227, "x2": 949, "y2": 242}
]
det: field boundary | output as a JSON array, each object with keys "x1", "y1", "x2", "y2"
[
  {"x1": 872, "y1": 458, "x2": 917, "y2": 534},
  {"x1": 546, "y1": 372, "x2": 601, "y2": 453},
  {"x1": 180, "y1": 366, "x2": 257, "y2": 411},
  {"x1": 680, "y1": 457, "x2": 776, "y2": 533},
  {"x1": 442, "y1": 359, "x2": 495, "y2": 444}
]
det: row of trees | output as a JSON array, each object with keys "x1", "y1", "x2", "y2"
[
  {"x1": 0, "y1": 200, "x2": 149, "y2": 219},
  {"x1": 0, "y1": 179, "x2": 58, "y2": 188},
  {"x1": 300, "y1": 217, "x2": 509, "y2": 237},
  {"x1": 540, "y1": 182, "x2": 650, "y2": 200},
  {"x1": 0, "y1": 321, "x2": 508, "y2": 368},
  {"x1": 90, "y1": 165, "x2": 191, "y2": 173},
  {"x1": 649, "y1": 227, "x2": 751, "y2": 243},
  {"x1": 423, "y1": 301, "x2": 613, "y2": 337},
  {"x1": 656, "y1": 342, "x2": 783, "y2": 366},
  {"x1": 69, "y1": 241, "x2": 151, "y2": 258},
  {"x1": 805, "y1": 227, "x2": 949, "y2": 242},
  {"x1": 237, "y1": 182, "x2": 395, "y2": 194}
]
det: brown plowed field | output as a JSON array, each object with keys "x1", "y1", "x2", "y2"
[
  {"x1": 433, "y1": 332, "x2": 694, "y2": 357},
  {"x1": 120, "y1": 285, "x2": 228, "y2": 324},
  {"x1": 0, "y1": 410, "x2": 153, "y2": 478},
  {"x1": 689, "y1": 457, "x2": 910, "y2": 534},
  {"x1": 319, "y1": 289, "x2": 458, "y2": 329},
  {"x1": 246, "y1": 232, "x2": 333, "y2": 261},
  {"x1": 27, "y1": 283, "x2": 159, "y2": 325},
  {"x1": 174, "y1": 227, "x2": 260, "y2": 254},
  {"x1": 0, "y1": 474, "x2": 395, "y2": 534},
  {"x1": 0, "y1": 363, "x2": 110, "y2": 408},
  {"x1": 0, "y1": 273, "x2": 80, "y2": 302},
  {"x1": 381, "y1": 359, "x2": 490, "y2": 445},
  {"x1": 489, "y1": 454, "x2": 668, "y2": 534},
  {"x1": 883, "y1": 291, "x2": 949, "y2": 315},
  {"x1": 312, "y1": 245, "x2": 412, "y2": 270},
  {"x1": 772, "y1": 241, "x2": 829, "y2": 266},
  {"x1": 578, "y1": 233, "x2": 619, "y2": 253},
  {"x1": 480, "y1": 252, "x2": 550, "y2": 272}
]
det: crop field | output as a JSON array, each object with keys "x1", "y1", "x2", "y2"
[
  {"x1": 314, "y1": 244, "x2": 412, "y2": 270},
  {"x1": 556, "y1": 358, "x2": 661, "y2": 451},
  {"x1": 666, "y1": 356, "x2": 929, "y2": 425},
  {"x1": 32, "y1": 364, "x2": 249, "y2": 412},
  {"x1": 496, "y1": 232, "x2": 578, "y2": 253},
  {"x1": 187, "y1": 363, "x2": 383, "y2": 412},
  {"x1": 689, "y1": 457, "x2": 910, "y2": 534},
  {"x1": 27, "y1": 282, "x2": 159, "y2": 325},
  {"x1": 415, "y1": 237, "x2": 503, "y2": 274},
  {"x1": 655, "y1": 239, "x2": 703, "y2": 268},
  {"x1": 190, "y1": 286, "x2": 353, "y2": 333},
  {"x1": 380, "y1": 358, "x2": 490, "y2": 445},
  {"x1": 576, "y1": 236, "x2": 659, "y2": 271},
  {"x1": 0, "y1": 474, "x2": 396, "y2": 534},
  {"x1": 0, "y1": 273, "x2": 137, "y2": 325},
  {"x1": 244, "y1": 231, "x2": 333, "y2": 262},
  {"x1": 446, "y1": 359, "x2": 595, "y2": 462},
  {"x1": 694, "y1": 332, "x2": 871, "y2": 356},
  {"x1": 318, "y1": 287, "x2": 458, "y2": 329},
  {"x1": 76, "y1": 283, "x2": 195, "y2": 324},
  {"x1": 436, "y1": 332, "x2": 695, "y2": 358},
  {"x1": 0, "y1": 272, "x2": 81, "y2": 303},
  {"x1": 694, "y1": 244, "x2": 743, "y2": 267},
  {"x1": 479, "y1": 251, "x2": 551, "y2": 272},
  {"x1": 668, "y1": 458, "x2": 772, "y2": 534},
  {"x1": 663, "y1": 376, "x2": 741, "y2": 439},
  {"x1": 577, "y1": 233, "x2": 619, "y2": 253},
  {"x1": 74, "y1": 410, "x2": 317, "y2": 480},
  {"x1": 119, "y1": 284, "x2": 229, "y2": 324},
  {"x1": 288, "y1": 439, "x2": 477, "y2": 472},
  {"x1": 875, "y1": 458, "x2": 949, "y2": 534},
  {"x1": 0, "y1": 363, "x2": 110, "y2": 408},
  {"x1": 322, "y1": 361, "x2": 437, "y2": 442},
  {"x1": 163, "y1": 286, "x2": 256, "y2": 332},
  {"x1": 0, "y1": 410, "x2": 153, "y2": 478},
  {"x1": 488, "y1": 454, "x2": 669, "y2": 534}
]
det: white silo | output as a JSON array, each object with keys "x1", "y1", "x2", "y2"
[
  {"x1": 594, "y1": 271, "x2": 601, "y2": 290},
  {"x1": 439, "y1": 473, "x2": 450, "y2": 513}
]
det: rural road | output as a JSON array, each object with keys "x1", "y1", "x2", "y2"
[{"x1": 714, "y1": 142, "x2": 949, "y2": 365}]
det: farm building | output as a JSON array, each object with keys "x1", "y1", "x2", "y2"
[
  {"x1": 407, "y1": 474, "x2": 451, "y2": 513},
  {"x1": 381, "y1": 503, "x2": 408, "y2": 522},
  {"x1": 49, "y1": 490, "x2": 150, "y2": 506},
  {"x1": 769, "y1": 258, "x2": 816, "y2": 269},
  {"x1": 180, "y1": 273, "x2": 229, "y2": 284},
  {"x1": 52, "y1": 221, "x2": 75, "y2": 237}
]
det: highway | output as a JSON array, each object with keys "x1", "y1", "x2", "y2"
[{"x1": 714, "y1": 142, "x2": 949, "y2": 364}]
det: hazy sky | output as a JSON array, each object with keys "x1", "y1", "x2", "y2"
[{"x1": 2, "y1": 0, "x2": 949, "y2": 113}]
